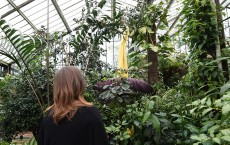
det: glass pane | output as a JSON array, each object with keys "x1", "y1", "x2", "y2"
[
  {"x1": 117, "y1": 0, "x2": 137, "y2": 7},
  {"x1": 50, "y1": 24, "x2": 66, "y2": 33},
  {"x1": 2, "y1": 11, "x2": 19, "y2": 22},
  {"x1": 49, "y1": 18, "x2": 65, "y2": 32},
  {"x1": 21, "y1": 0, "x2": 46, "y2": 12},
  {"x1": 0, "y1": 4, "x2": 13, "y2": 17},
  {"x1": 23, "y1": 28, "x2": 34, "y2": 34},
  {"x1": 59, "y1": 0, "x2": 85, "y2": 32},
  {"x1": 0, "y1": 0, "x2": 9, "y2": 7},
  {"x1": 14, "y1": 0, "x2": 29, "y2": 6}
]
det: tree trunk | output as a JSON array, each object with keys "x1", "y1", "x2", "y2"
[
  {"x1": 215, "y1": 0, "x2": 229, "y2": 80},
  {"x1": 147, "y1": 24, "x2": 159, "y2": 83}
]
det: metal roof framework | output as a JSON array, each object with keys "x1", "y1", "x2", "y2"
[{"x1": 0, "y1": 0, "x2": 230, "y2": 64}]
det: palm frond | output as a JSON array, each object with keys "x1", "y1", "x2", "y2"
[
  {"x1": 0, "y1": 19, "x2": 42, "y2": 68},
  {"x1": 0, "y1": 19, "x2": 45, "y2": 111}
]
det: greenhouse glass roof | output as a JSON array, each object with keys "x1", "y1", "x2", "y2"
[{"x1": 0, "y1": 0, "x2": 230, "y2": 64}]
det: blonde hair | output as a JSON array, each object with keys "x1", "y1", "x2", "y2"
[{"x1": 51, "y1": 66, "x2": 92, "y2": 123}]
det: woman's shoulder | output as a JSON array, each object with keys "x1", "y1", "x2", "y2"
[
  {"x1": 79, "y1": 106, "x2": 100, "y2": 115},
  {"x1": 78, "y1": 106, "x2": 102, "y2": 120}
]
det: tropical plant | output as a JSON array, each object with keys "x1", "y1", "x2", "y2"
[
  {"x1": 186, "y1": 91, "x2": 230, "y2": 145},
  {"x1": 0, "y1": 64, "x2": 53, "y2": 142},
  {"x1": 0, "y1": 19, "x2": 45, "y2": 111},
  {"x1": 158, "y1": 53, "x2": 187, "y2": 87},
  {"x1": 22, "y1": 137, "x2": 37, "y2": 145},
  {"x1": 126, "y1": 1, "x2": 171, "y2": 83},
  {"x1": 70, "y1": 0, "x2": 124, "y2": 75},
  {"x1": 180, "y1": 0, "x2": 228, "y2": 97}
]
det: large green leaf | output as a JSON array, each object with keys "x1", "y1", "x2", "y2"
[
  {"x1": 151, "y1": 114, "x2": 160, "y2": 132},
  {"x1": 221, "y1": 136, "x2": 230, "y2": 142},
  {"x1": 142, "y1": 111, "x2": 151, "y2": 123},
  {"x1": 212, "y1": 138, "x2": 221, "y2": 144},
  {"x1": 185, "y1": 124, "x2": 199, "y2": 134},
  {"x1": 220, "y1": 129, "x2": 230, "y2": 136},
  {"x1": 220, "y1": 81, "x2": 230, "y2": 94},
  {"x1": 202, "y1": 108, "x2": 212, "y2": 116},
  {"x1": 222, "y1": 104, "x2": 230, "y2": 115},
  {"x1": 0, "y1": 19, "x2": 42, "y2": 67},
  {"x1": 98, "y1": 0, "x2": 106, "y2": 8}
]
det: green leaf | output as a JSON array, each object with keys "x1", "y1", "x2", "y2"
[
  {"x1": 146, "y1": 27, "x2": 154, "y2": 33},
  {"x1": 0, "y1": 50, "x2": 21, "y2": 68},
  {"x1": 198, "y1": 44, "x2": 203, "y2": 49},
  {"x1": 206, "y1": 97, "x2": 212, "y2": 106},
  {"x1": 92, "y1": 9, "x2": 98, "y2": 17},
  {"x1": 10, "y1": 34, "x2": 21, "y2": 43},
  {"x1": 134, "y1": 120, "x2": 140, "y2": 127},
  {"x1": 214, "y1": 99, "x2": 222, "y2": 107},
  {"x1": 99, "y1": 90, "x2": 110, "y2": 99},
  {"x1": 0, "y1": 19, "x2": 6, "y2": 25},
  {"x1": 190, "y1": 135, "x2": 202, "y2": 141},
  {"x1": 122, "y1": 84, "x2": 129, "y2": 90},
  {"x1": 173, "y1": 118, "x2": 182, "y2": 124},
  {"x1": 150, "y1": 44, "x2": 158, "y2": 52},
  {"x1": 201, "y1": 97, "x2": 207, "y2": 105},
  {"x1": 208, "y1": 125, "x2": 220, "y2": 134},
  {"x1": 8, "y1": 29, "x2": 17, "y2": 38},
  {"x1": 191, "y1": 134, "x2": 209, "y2": 142},
  {"x1": 212, "y1": 138, "x2": 221, "y2": 144},
  {"x1": 220, "y1": 129, "x2": 230, "y2": 136},
  {"x1": 139, "y1": 27, "x2": 146, "y2": 34},
  {"x1": 206, "y1": 57, "x2": 230, "y2": 65},
  {"x1": 185, "y1": 124, "x2": 199, "y2": 134},
  {"x1": 193, "y1": 143, "x2": 201, "y2": 145},
  {"x1": 220, "y1": 81, "x2": 230, "y2": 95},
  {"x1": 82, "y1": 24, "x2": 89, "y2": 32},
  {"x1": 200, "y1": 121, "x2": 215, "y2": 133},
  {"x1": 202, "y1": 108, "x2": 212, "y2": 116},
  {"x1": 201, "y1": 0, "x2": 206, "y2": 6},
  {"x1": 151, "y1": 114, "x2": 160, "y2": 132},
  {"x1": 222, "y1": 104, "x2": 230, "y2": 115},
  {"x1": 2, "y1": 24, "x2": 10, "y2": 31},
  {"x1": 142, "y1": 111, "x2": 151, "y2": 123},
  {"x1": 190, "y1": 107, "x2": 197, "y2": 114},
  {"x1": 86, "y1": 18, "x2": 93, "y2": 24},
  {"x1": 98, "y1": 0, "x2": 106, "y2": 8},
  {"x1": 148, "y1": 101, "x2": 154, "y2": 109},
  {"x1": 221, "y1": 136, "x2": 230, "y2": 142}
]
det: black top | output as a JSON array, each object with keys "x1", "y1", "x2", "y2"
[{"x1": 38, "y1": 106, "x2": 110, "y2": 145}]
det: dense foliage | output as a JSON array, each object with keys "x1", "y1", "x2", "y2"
[{"x1": 0, "y1": 65, "x2": 53, "y2": 142}]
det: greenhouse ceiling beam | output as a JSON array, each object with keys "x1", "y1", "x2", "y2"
[
  {"x1": 167, "y1": 0, "x2": 193, "y2": 34},
  {"x1": 51, "y1": 0, "x2": 71, "y2": 33},
  {"x1": 167, "y1": 13, "x2": 182, "y2": 34},
  {"x1": 117, "y1": 0, "x2": 136, "y2": 7},
  {"x1": 224, "y1": 2, "x2": 230, "y2": 8},
  {"x1": 223, "y1": 16, "x2": 230, "y2": 21},
  {"x1": 156, "y1": 0, "x2": 175, "y2": 31},
  {"x1": 221, "y1": 0, "x2": 227, "y2": 5},
  {"x1": 1, "y1": 0, "x2": 34, "y2": 18},
  {"x1": 7, "y1": 0, "x2": 38, "y2": 31}
]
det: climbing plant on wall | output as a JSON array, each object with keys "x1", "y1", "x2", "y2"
[{"x1": 181, "y1": 0, "x2": 227, "y2": 97}]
